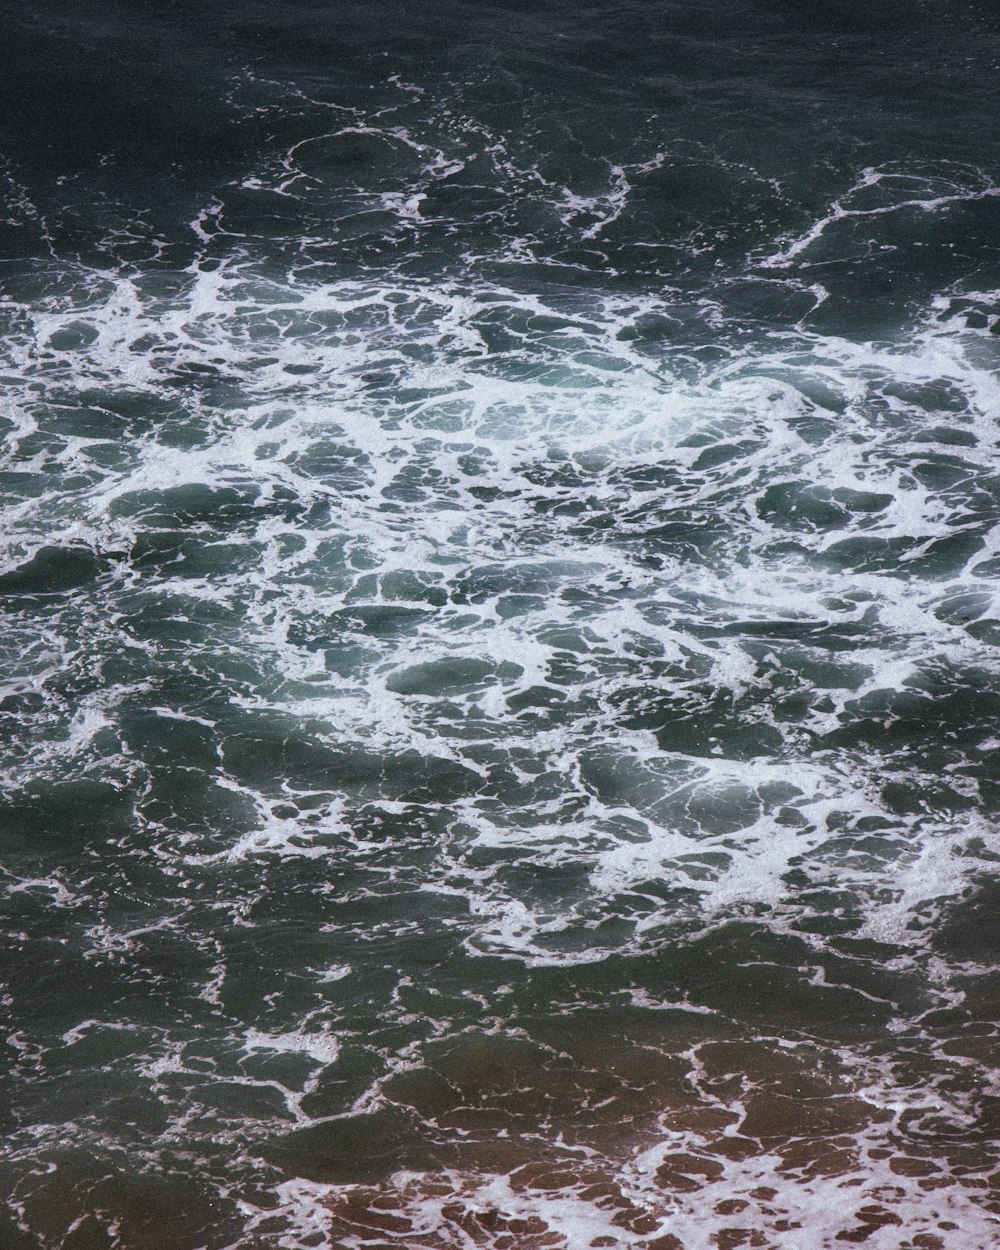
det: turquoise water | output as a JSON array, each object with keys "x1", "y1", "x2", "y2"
[{"x1": 2, "y1": 3, "x2": 1000, "y2": 1246}]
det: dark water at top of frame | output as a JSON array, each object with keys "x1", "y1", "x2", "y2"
[{"x1": 2, "y1": 2, "x2": 1000, "y2": 1247}]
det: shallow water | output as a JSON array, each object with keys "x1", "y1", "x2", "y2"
[{"x1": 2, "y1": 2, "x2": 1000, "y2": 1247}]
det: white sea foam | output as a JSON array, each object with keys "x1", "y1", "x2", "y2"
[
  {"x1": 257, "y1": 1141, "x2": 1000, "y2": 1250},
  {"x1": 4, "y1": 129, "x2": 1000, "y2": 1246},
  {"x1": 759, "y1": 163, "x2": 1000, "y2": 270},
  {"x1": 241, "y1": 1025, "x2": 341, "y2": 1066},
  {"x1": 3, "y1": 241, "x2": 999, "y2": 955}
]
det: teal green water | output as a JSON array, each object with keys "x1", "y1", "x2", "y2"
[{"x1": 2, "y1": 3, "x2": 1000, "y2": 1246}]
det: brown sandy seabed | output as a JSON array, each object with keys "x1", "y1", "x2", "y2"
[{"x1": 255, "y1": 1028, "x2": 1000, "y2": 1250}]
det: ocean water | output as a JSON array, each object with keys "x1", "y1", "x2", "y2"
[{"x1": 2, "y1": 2, "x2": 1000, "y2": 1247}]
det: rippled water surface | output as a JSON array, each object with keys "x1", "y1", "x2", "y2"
[{"x1": 2, "y1": 2, "x2": 1000, "y2": 1247}]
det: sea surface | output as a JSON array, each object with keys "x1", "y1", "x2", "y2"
[{"x1": 2, "y1": 2, "x2": 1000, "y2": 1247}]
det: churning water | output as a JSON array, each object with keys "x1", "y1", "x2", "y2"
[{"x1": 2, "y1": 2, "x2": 1000, "y2": 1246}]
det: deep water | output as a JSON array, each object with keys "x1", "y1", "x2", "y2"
[{"x1": 2, "y1": 2, "x2": 1000, "y2": 1247}]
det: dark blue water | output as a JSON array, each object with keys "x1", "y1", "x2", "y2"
[{"x1": 2, "y1": 3, "x2": 1000, "y2": 1246}]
